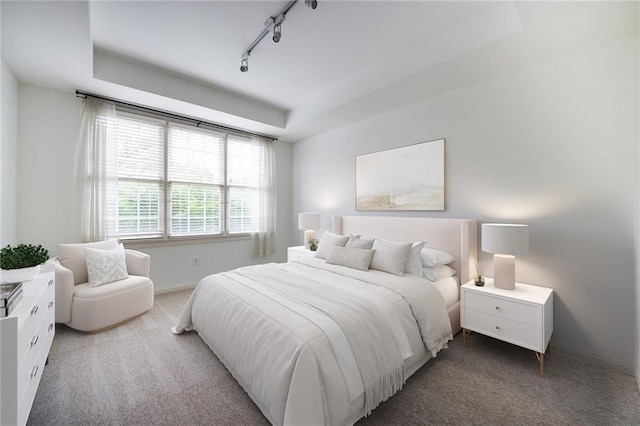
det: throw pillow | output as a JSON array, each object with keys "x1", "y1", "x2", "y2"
[
  {"x1": 370, "y1": 238, "x2": 412, "y2": 276},
  {"x1": 86, "y1": 243, "x2": 129, "y2": 287},
  {"x1": 315, "y1": 232, "x2": 349, "y2": 259},
  {"x1": 404, "y1": 241, "x2": 426, "y2": 276},
  {"x1": 326, "y1": 246, "x2": 375, "y2": 271}
]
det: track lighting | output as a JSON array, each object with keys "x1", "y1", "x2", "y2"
[
  {"x1": 239, "y1": 0, "x2": 317, "y2": 73},
  {"x1": 272, "y1": 23, "x2": 282, "y2": 43}
]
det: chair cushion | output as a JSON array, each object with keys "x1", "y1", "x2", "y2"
[
  {"x1": 58, "y1": 240, "x2": 118, "y2": 285},
  {"x1": 73, "y1": 275, "x2": 152, "y2": 299}
]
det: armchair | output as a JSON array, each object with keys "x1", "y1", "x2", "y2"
[{"x1": 54, "y1": 240, "x2": 154, "y2": 332}]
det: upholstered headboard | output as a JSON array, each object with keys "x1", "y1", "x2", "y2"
[{"x1": 332, "y1": 215, "x2": 478, "y2": 284}]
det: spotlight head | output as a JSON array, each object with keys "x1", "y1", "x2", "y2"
[
  {"x1": 272, "y1": 23, "x2": 281, "y2": 43},
  {"x1": 240, "y1": 58, "x2": 248, "y2": 72},
  {"x1": 305, "y1": 0, "x2": 317, "y2": 9}
]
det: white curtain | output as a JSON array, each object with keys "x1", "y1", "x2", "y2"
[
  {"x1": 77, "y1": 98, "x2": 118, "y2": 242},
  {"x1": 253, "y1": 136, "x2": 277, "y2": 257}
]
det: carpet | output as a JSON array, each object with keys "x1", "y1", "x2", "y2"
[{"x1": 28, "y1": 289, "x2": 640, "y2": 425}]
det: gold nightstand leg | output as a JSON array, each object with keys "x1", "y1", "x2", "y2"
[
  {"x1": 535, "y1": 352, "x2": 544, "y2": 376},
  {"x1": 462, "y1": 328, "x2": 471, "y2": 347}
]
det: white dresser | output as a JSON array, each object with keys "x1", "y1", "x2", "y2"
[
  {"x1": 461, "y1": 278, "x2": 553, "y2": 376},
  {"x1": 0, "y1": 270, "x2": 55, "y2": 425}
]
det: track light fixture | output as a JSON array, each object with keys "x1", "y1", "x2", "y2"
[
  {"x1": 239, "y1": 0, "x2": 318, "y2": 72},
  {"x1": 272, "y1": 23, "x2": 282, "y2": 43}
]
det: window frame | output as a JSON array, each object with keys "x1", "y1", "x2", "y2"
[{"x1": 115, "y1": 109, "x2": 260, "y2": 246}]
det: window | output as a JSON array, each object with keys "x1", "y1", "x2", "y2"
[{"x1": 115, "y1": 112, "x2": 268, "y2": 241}]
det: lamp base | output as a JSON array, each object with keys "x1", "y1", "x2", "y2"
[
  {"x1": 303, "y1": 230, "x2": 315, "y2": 250},
  {"x1": 493, "y1": 254, "x2": 516, "y2": 290}
]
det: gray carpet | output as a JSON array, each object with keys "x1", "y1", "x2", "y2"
[{"x1": 28, "y1": 289, "x2": 640, "y2": 425}]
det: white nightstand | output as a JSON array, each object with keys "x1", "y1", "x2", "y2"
[
  {"x1": 461, "y1": 278, "x2": 553, "y2": 376},
  {"x1": 287, "y1": 246, "x2": 316, "y2": 262}
]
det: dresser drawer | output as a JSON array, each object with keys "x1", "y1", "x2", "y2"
[
  {"x1": 17, "y1": 278, "x2": 54, "y2": 364},
  {"x1": 464, "y1": 309, "x2": 543, "y2": 352},
  {"x1": 17, "y1": 302, "x2": 55, "y2": 405},
  {"x1": 464, "y1": 291, "x2": 541, "y2": 326},
  {"x1": 17, "y1": 322, "x2": 54, "y2": 426}
]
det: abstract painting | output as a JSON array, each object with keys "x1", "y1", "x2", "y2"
[{"x1": 356, "y1": 139, "x2": 445, "y2": 211}]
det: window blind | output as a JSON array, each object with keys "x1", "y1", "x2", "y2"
[{"x1": 116, "y1": 115, "x2": 164, "y2": 238}]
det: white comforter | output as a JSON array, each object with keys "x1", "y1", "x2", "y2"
[{"x1": 172, "y1": 257, "x2": 452, "y2": 425}]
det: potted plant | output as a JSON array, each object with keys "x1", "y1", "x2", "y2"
[
  {"x1": 0, "y1": 243, "x2": 49, "y2": 283},
  {"x1": 309, "y1": 238, "x2": 319, "y2": 251}
]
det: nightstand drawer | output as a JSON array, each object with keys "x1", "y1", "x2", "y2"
[
  {"x1": 464, "y1": 309, "x2": 542, "y2": 352},
  {"x1": 465, "y1": 291, "x2": 541, "y2": 326}
]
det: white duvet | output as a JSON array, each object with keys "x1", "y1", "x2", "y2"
[{"x1": 172, "y1": 257, "x2": 453, "y2": 425}]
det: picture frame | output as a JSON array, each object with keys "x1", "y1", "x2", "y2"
[{"x1": 355, "y1": 138, "x2": 445, "y2": 211}]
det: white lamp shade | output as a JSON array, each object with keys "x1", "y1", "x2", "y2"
[
  {"x1": 298, "y1": 213, "x2": 321, "y2": 231},
  {"x1": 481, "y1": 223, "x2": 529, "y2": 255}
]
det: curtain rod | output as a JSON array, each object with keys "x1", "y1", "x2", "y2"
[{"x1": 75, "y1": 90, "x2": 278, "y2": 141}]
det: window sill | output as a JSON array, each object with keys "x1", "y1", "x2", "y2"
[{"x1": 121, "y1": 234, "x2": 252, "y2": 249}]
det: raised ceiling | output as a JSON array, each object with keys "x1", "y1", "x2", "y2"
[{"x1": 2, "y1": 1, "x2": 637, "y2": 141}]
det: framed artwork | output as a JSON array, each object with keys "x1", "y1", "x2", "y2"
[{"x1": 356, "y1": 138, "x2": 445, "y2": 211}]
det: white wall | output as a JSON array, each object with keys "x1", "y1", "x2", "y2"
[
  {"x1": 293, "y1": 34, "x2": 638, "y2": 372},
  {"x1": 16, "y1": 83, "x2": 292, "y2": 292},
  {"x1": 1, "y1": 59, "x2": 18, "y2": 246}
]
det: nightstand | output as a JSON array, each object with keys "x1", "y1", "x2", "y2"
[
  {"x1": 287, "y1": 246, "x2": 316, "y2": 262},
  {"x1": 461, "y1": 278, "x2": 553, "y2": 376}
]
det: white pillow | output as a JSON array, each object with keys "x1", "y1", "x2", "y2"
[
  {"x1": 315, "y1": 232, "x2": 349, "y2": 259},
  {"x1": 326, "y1": 246, "x2": 374, "y2": 271},
  {"x1": 370, "y1": 238, "x2": 412, "y2": 276},
  {"x1": 423, "y1": 265, "x2": 456, "y2": 281},
  {"x1": 421, "y1": 247, "x2": 455, "y2": 267},
  {"x1": 404, "y1": 241, "x2": 426, "y2": 276},
  {"x1": 86, "y1": 243, "x2": 129, "y2": 287},
  {"x1": 345, "y1": 235, "x2": 374, "y2": 250}
]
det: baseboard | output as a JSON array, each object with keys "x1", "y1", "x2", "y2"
[
  {"x1": 154, "y1": 282, "x2": 198, "y2": 295},
  {"x1": 552, "y1": 343, "x2": 635, "y2": 376}
]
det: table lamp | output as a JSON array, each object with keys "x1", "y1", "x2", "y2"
[
  {"x1": 298, "y1": 213, "x2": 321, "y2": 250},
  {"x1": 481, "y1": 223, "x2": 529, "y2": 290}
]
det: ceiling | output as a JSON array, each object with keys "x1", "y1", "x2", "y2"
[{"x1": 1, "y1": 1, "x2": 637, "y2": 142}]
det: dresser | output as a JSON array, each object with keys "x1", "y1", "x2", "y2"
[
  {"x1": 287, "y1": 246, "x2": 316, "y2": 262},
  {"x1": 0, "y1": 270, "x2": 55, "y2": 425},
  {"x1": 461, "y1": 278, "x2": 553, "y2": 376}
]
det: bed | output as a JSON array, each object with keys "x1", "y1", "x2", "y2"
[{"x1": 172, "y1": 216, "x2": 477, "y2": 425}]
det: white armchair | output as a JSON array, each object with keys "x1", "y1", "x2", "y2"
[{"x1": 54, "y1": 240, "x2": 154, "y2": 332}]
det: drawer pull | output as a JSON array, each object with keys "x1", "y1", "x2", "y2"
[
  {"x1": 31, "y1": 335, "x2": 39, "y2": 347},
  {"x1": 30, "y1": 365, "x2": 39, "y2": 379},
  {"x1": 495, "y1": 326, "x2": 500, "y2": 330},
  {"x1": 48, "y1": 301, "x2": 54, "y2": 309},
  {"x1": 48, "y1": 279, "x2": 54, "y2": 286},
  {"x1": 49, "y1": 323, "x2": 54, "y2": 332},
  {"x1": 495, "y1": 306, "x2": 500, "y2": 310},
  {"x1": 30, "y1": 305, "x2": 39, "y2": 315}
]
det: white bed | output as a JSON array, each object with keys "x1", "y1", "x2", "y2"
[{"x1": 173, "y1": 216, "x2": 477, "y2": 425}]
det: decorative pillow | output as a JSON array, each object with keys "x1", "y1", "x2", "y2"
[
  {"x1": 421, "y1": 247, "x2": 455, "y2": 268},
  {"x1": 326, "y1": 246, "x2": 375, "y2": 271},
  {"x1": 423, "y1": 265, "x2": 456, "y2": 281},
  {"x1": 345, "y1": 235, "x2": 374, "y2": 250},
  {"x1": 58, "y1": 239, "x2": 119, "y2": 285},
  {"x1": 370, "y1": 238, "x2": 412, "y2": 276},
  {"x1": 86, "y1": 244, "x2": 129, "y2": 287},
  {"x1": 404, "y1": 241, "x2": 426, "y2": 276},
  {"x1": 315, "y1": 232, "x2": 349, "y2": 259}
]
